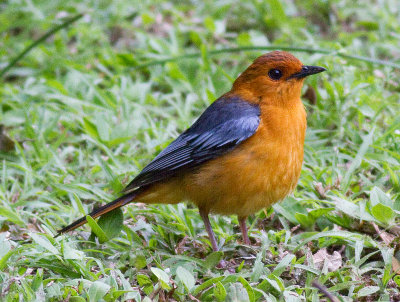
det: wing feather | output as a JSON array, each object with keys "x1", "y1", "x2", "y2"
[{"x1": 124, "y1": 96, "x2": 260, "y2": 191}]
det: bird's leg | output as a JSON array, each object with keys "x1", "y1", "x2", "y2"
[
  {"x1": 238, "y1": 216, "x2": 251, "y2": 245},
  {"x1": 199, "y1": 209, "x2": 218, "y2": 251}
]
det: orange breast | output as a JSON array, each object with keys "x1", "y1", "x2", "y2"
[
  {"x1": 136, "y1": 100, "x2": 307, "y2": 217},
  {"x1": 182, "y1": 101, "x2": 307, "y2": 216}
]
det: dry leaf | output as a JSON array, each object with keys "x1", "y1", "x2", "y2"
[
  {"x1": 314, "y1": 182, "x2": 326, "y2": 198},
  {"x1": 313, "y1": 248, "x2": 342, "y2": 272},
  {"x1": 372, "y1": 222, "x2": 395, "y2": 245},
  {"x1": 392, "y1": 256, "x2": 400, "y2": 275},
  {"x1": 302, "y1": 85, "x2": 317, "y2": 106},
  {"x1": 0, "y1": 125, "x2": 15, "y2": 152}
]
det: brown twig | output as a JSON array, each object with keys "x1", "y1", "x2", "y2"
[
  {"x1": 371, "y1": 222, "x2": 395, "y2": 245},
  {"x1": 312, "y1": 280, "x2": 340, "y2": 302}
]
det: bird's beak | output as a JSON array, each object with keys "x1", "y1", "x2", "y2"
[{"x1": 288, "y1": 65, "x2": 326, "y2": 80}]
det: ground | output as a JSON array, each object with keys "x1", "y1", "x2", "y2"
[{"x1": 0, "y1": 0, "x2": 400, "y2": 301}]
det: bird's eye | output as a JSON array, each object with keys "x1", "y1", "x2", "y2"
[{"x1": 268, "y1": 69, "x2": 283, "y2": 80}]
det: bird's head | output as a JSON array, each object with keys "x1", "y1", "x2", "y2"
[{"x1": 232, "y1": 51, "x2": 326, "y2": 105}]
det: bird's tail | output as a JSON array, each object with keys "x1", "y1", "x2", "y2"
[{"x1": 55, "y1": 190, "x2": 139, "y2": 237}]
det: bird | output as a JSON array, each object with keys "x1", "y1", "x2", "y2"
[{"x1": 56, "y1": 51, "x2": 325, "y2": 251}]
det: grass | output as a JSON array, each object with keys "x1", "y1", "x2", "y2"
[{"x1": 1, "y1": 0, "x2": 400, "y2": 301}]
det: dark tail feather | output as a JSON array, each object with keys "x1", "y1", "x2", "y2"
[{"x1": 55, "y1": 191, "x2": 138, "y2": 237}]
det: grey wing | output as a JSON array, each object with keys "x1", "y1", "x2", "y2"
[{"x1": 123, "y1": 96, "x2": 260, "y2": 192}]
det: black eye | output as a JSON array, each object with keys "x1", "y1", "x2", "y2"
[{"x1": 268, "y1": 69, "x2": 283, "y2": 80}]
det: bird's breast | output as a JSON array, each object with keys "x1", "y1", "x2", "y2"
[{"x1": 184, "y1": 102, "x2": 307, "y2": 216}]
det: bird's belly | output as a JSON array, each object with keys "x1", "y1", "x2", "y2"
[{"x1": 184, "y1": 134, "x2": 304, "y2": 216}]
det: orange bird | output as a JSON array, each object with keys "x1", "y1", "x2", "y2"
[{"x1": 56, "y1": 51, "x2": 325, "y2": 251}]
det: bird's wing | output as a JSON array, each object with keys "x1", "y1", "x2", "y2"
[{"x1": 124, "y1": 96, "x2": 260, "y2": 191}]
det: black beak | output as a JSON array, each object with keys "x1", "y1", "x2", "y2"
[{"x1": 288, "y1": 65, "x2": 326, "y2": 80}]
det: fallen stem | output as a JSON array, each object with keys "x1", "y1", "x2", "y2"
[
  {"x1": 0, "y1": 13, "x2": 84, "y2": 79},
  {"x1": 132, "y1": 46, "x2": 400, "y2": 70},
  {"x1": 312, "y1": 280, "x2": 340, "y2": 302}
]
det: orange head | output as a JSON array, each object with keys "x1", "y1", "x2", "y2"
[{"x1": 231, "y1": 51, "x2": 325, "y2": 105}]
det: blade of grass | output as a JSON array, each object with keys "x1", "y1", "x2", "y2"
[
  {"x1": 342, "y1": 128, "x2": 375, "y2": 192},
  {"x1": 0, "y1": 13, "x2": 84, "y2": 78},
  {"x1": 86, "y1": 215, "x2": 109, "y2": 243},
  {"x1": 132, "y1": 46, "x2": 400, "y2": 70}
]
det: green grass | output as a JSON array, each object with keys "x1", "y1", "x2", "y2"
[{"x1": 1, "y1": 0, "x2": 400, "y2": 301}]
